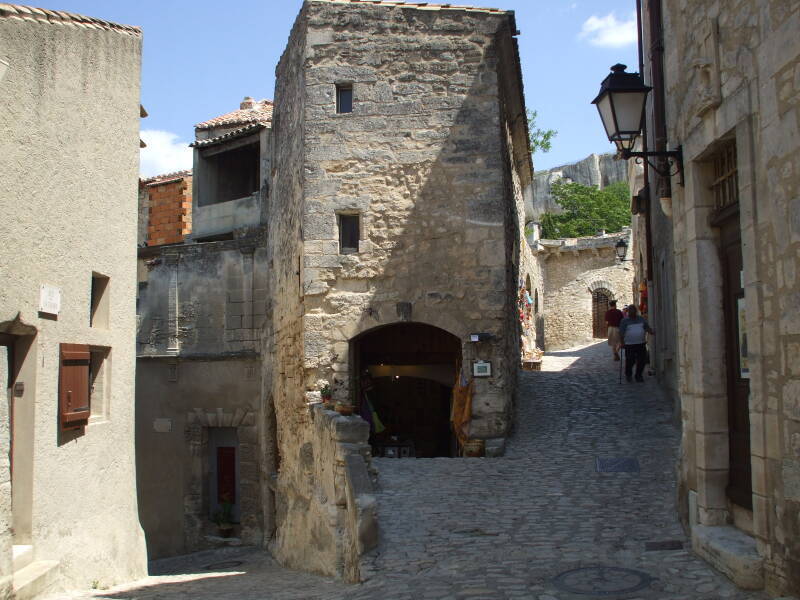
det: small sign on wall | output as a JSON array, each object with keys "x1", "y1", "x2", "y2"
[
  {"x1": 153, "y1": 418, "x2": 173, "y2": 433},
  {"x1": 39, "y1": 284, "x2": 61, "y2": 315},
  {"x1": 473, "y1": 360, "x2": 492, "y2": 377}
]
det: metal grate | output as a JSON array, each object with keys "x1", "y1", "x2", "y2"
[
  {"x1": 710, "y1": 141, "x2": 738, "y2": 212},
  {"x1": 596, "y1": 457, "x2": 640, "y2": 472},
  {"x1": 592, "y1": 289, "x2": 611, "y2": 339}
]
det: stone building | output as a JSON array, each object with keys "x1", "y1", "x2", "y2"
[
  {"x1": 0, "y1": 5, "x2": 147, "y2": 598},
  {"x1": 135, "y1": 98, "x2": 272, "y2": 559},
  {"x1": 264, "y1": 0, "x2": 535, "y2": 580},
  {"x1": 634, "y1": 0, "x2": 800, "y2": 594},
  {"x1": 536, "y1": 230, "x2": 634, "y2": 351}
]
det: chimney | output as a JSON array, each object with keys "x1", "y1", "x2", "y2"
[{"x1": 240, "y1": 96, "x2": 256, "y2": 110}]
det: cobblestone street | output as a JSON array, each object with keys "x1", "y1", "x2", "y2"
[{"x1": 55, "y1": 342, "x2": 772, "y2": 600}]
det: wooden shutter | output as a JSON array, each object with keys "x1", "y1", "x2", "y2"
[{"x1": 59, "y1": 343, "x2": 90, "y2": 430}]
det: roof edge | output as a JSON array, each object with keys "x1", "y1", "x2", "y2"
[{"x1": 0, "y1": 3, "x2": 141, "y2": 36}]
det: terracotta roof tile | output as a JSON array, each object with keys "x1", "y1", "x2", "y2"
[
  {"x1": 0, "y1": 3, "x2": 141, "y2": 35},
  {"x1": 141, "y1": 170, "x2": 192, "y2": 186},
  {"x1": 195, "y1": 97, "x2": 273, "y2": 130},
  {"x1": 311, "y1": 0, "x2": 508, "y2": 15}
]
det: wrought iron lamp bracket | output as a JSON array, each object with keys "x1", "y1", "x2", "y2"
[{"x1": 620, "y1": 146, "x2": 684, "y2": 186}]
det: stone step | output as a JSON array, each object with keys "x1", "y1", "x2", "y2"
[
  {"x1": 12, "y1": 560, "x2": 60, "y2": 600},
  {"x1": 692, "y1": 525, "x2": 764, "y2": 590},
  {"x1": 12, "y1": 545, "x2": 34, "y2": 571}
]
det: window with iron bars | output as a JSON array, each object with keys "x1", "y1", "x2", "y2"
[{"x1": 710, "y1": 141, "x2": 738, "y2": 212}]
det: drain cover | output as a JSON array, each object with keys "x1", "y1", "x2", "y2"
[
  {"x1": 552, "y1": 566, "x2": 654, "y2": 596},
  {"x1": 596, "y1": 457, "x2": 640, "y2": 473},
  {"x1": 645, "y1": 540, "x2": 683, "y2": 551},
  {"x1": 203, "y1": 560, "x2": 244, "y2": 570}
]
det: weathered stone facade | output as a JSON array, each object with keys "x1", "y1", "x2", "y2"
[
  {"x1": 264, "y1": 0, "x2": 534, "y2": 580},
  {"x1": 640, "y1": 0, "x2": 800, "y2": 594},
  {"x1": 135, "y1": 100, "x2": 273, "y2": 560},
  {"x1": 536, "y1": 231, "x2": 634, "y2": 351},
  {"x1": 0, "y1": 5, "x2": 147, "y2": 596}
]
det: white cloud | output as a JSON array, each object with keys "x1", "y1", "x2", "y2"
[
  {"x1": 139, "y1": 129, "x2": 193, "y2": 178},
  {"x1": 579, "y1": 12, "x2": 638, "y2": 48}
]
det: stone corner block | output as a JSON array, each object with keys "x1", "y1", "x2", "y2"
[{"x1": 691, "y1": 524, "x2": 764, "y2": 590}]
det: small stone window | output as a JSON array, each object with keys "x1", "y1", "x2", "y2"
[
  {"x1": 90, "y1": 272, "x2": 110, "y2": 328},
  {"x1": 338, "y1": 214, "x2": 360, "y2": 254},
  {"x1": 336, "y1": 84, "x2": 353, "y2": 114}
]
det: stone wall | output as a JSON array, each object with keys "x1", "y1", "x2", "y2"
[
  {"x1": 137, "y1": 239, "x2": 267, "y2": 356},
  {"x1": 266, "y1": 0, "x2": 533, "y2": 579},
  {"x1": 0, "y1": 6, "x2": 147, "y2": 591},
  {"x1": 538, "y1": 231, "x2": 634, "y2": 350},
  {"x1": 531, "y1": 152, "x2": 628, "y2": 217},
  {"x1": 136, "y1": 233, "x2": 268, "y2": 558},
  {"x1": 651, "y1": 0, "x2": 800, "y2": 594}
]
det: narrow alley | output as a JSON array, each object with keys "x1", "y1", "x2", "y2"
[{"x1": 51, "y1": 341, "x2": 769, "y2": 600}]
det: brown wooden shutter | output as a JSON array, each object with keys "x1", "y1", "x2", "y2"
[{"x1": 59, "y1": 343, "x2": 90, "y2": 430}]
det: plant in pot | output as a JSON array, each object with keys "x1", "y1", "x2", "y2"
[
  {"x1": 335, "y1": 395, "x2": 355, "y2": 416},
  {"x1": 211, "y1": 499, "x2": 235, "y2": 538},
  {"x1": 320, "y1": 383, "x2": 333, "y2": 408}
]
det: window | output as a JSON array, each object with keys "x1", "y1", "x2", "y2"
[
  {"x1": 90, "y1": 272, "x2": 110, "y2": 328},
  {"x1": 197, "y1": 142, "x2": 260, "y2": 206},
  {"x1": 338, "y1": 214, "x2": 360, "y2": 254},
  {"x1": 336, "y1": 84, "x2": 353, "y2": 114},
  {"x1": 710, "y1": 141, "x2": 738, "y2": 212}
]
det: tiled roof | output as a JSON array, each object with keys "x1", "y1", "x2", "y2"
[
  {"x1": 141, "y1": 170, "x2": 192, "y2": 186},
  {"x1": 311, "y1": 0, "x2": 508, "y2": 15},
  {"x1": 0, "y1": 3, "x2": 141, "y2": 35},
  {"x1": 195, "y1": 98, "x2": 273, "y2": 130},
  {"x1": 190, "y1": 123, "x2": 264, "y2": 148}
]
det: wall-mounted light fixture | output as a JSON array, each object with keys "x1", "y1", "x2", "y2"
[
  {"x1": 592, "y1": 64, "x2": 683, "y2": 185},
  {"x1": 615, "y1": 238, "x2": 632, "y2": 262}
]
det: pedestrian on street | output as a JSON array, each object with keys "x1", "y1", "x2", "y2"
[
  {"x1": 619, "y1": 304, "x2": 655, "y2": 382},
  {"x1": 604, "y1": 300, "x2": 624, "y2": 361}
]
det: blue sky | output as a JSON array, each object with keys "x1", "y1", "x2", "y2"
[{"x1": 40, "y1": 0, "x2": 638, "y2": 176}]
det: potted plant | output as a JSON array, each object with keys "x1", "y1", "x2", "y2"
[
  {"x1": 211, "y1": 500, "x2": 235, "y2": 538},
  {"x1": 335, "y1": 398, "x2": 355, "y2": 416},
  {"x1": 321, "y1": 383, "x2": 333, "y2": 408}
]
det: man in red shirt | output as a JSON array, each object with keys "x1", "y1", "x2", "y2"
[{"x1": 604, "y1": 300, "x2": 624, "y2": 360}]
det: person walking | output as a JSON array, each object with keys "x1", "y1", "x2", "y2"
[
  {"x1": 619, "y1": 304, "x2": 655, "y2": 382},
  {"x1": 604, "y1": 300, "x2": 624, "y2": 361}
]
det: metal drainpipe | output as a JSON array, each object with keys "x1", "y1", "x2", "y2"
[{"x1": 636, "y1": 0, "x2": 653, "y2": 282}]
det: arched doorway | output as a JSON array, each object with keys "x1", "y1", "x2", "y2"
[
  {"x1": 592, "y1": 288, "x2": 612, "y2": 338},
  {"x1": 351, "y1": 322, "x2": 462, "y2": 458}
]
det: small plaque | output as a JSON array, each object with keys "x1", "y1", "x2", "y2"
[
  {"x1": 13, "y1": 382, "x2": 24, "y2": 397},
  {"x1": 470, "y1": 334, "x2": 480, "y2": 342},
  {"x1": 153, "y1": 418, "x2": 172, "y2": 433},
  {"x1": 39, "y1": 284, "x2": 61, "y2": 315},
  {"x1": 473, "y1": 361, "x2": 492, "y2": 377}
]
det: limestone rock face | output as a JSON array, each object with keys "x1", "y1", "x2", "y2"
[{"x1": 532, "y1": 153, "x2": 628, "y2": 217}]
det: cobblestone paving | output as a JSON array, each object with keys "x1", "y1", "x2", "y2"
[{"x1": 53, "y1": 342, "x2": 773, "y2": 600}]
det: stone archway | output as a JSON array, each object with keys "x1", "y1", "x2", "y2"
[{"x1": 350, "y1": 322, "x2": 462, "y2": 458}]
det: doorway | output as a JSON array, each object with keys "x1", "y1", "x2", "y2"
[
  {"x1": 592, "y1": 289, "x2": 612, "y2": 338},
  {"x1": 351, "y1": 322, "x2": 462, "y2": 458}
]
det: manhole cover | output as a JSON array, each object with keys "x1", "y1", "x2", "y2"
[
  {"x1": 596, "y1": 457, "x2": 640, "y2": 473},
  {"x1": 552, "y1": 566, "x2": 654, "y2": 596},
  {"x1": 203, "y1": 560, "x2": 244, "y2": 570},
  {"x1": 645, "y1": 539, "x2": 683, "y2": 551}
]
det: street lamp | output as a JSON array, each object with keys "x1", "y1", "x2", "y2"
[
  {"x1": 615, "y1": 238, "x2": 630, "y2": 262},
  {"x1": 592, "y1": 64, "x2": 683, "y2": 184}
]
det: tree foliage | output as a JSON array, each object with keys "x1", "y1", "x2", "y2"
[
  {"x1": 527, "y1": 109, "x2": 557, "y2": 154},
  {"x1": 540, "y1": 180, "x2": 631, "y2": 239}
]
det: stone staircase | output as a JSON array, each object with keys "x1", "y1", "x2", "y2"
[{"x1": 12, "y1": 545, "x2": 60, "y2": 600}]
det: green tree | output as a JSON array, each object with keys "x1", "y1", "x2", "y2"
[
  {"x1": 527, "y1": 109, "x2": 557, "y2": 154},
  {"x1": 540, "y1": 180, "x2": 631, "y2": 239}
]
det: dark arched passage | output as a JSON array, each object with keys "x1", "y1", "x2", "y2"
[{"x1": 351, "y1": 322, "x2": 462, "y2": 458}]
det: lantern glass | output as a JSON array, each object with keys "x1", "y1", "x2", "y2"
[
  {"x1": 610, "y1": 90, "x2": 648, "y2": 136},
  {"x1": 596, "y1": 93, "x2": 615, "y2": 140},
  {"x1": 615, "y1": 239, "x2": 628, "y2": 260}
]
